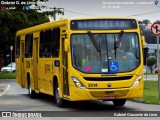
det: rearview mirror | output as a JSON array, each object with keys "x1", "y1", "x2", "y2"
[{"x1": 143, "y1": 47, "x2": 149, "y2": 65}]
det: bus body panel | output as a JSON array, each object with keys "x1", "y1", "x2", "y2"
[{"x1": 15, "y1": 17, "x2": 144, "y2": 104}]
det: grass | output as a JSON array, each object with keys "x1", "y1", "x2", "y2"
[
  {"x1": 135, "y1": 80, "x2": 160, "y2": 104},
  {"x1": 0, "y1": 72, "x2": 16, "y2": 79},
  {"x1": 142, "y1": 80, "x2": 160, "y2": 104},
  {"x1": 144, "y1": 73, "x2": 157, "y2": 75}
]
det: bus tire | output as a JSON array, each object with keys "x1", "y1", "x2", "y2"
[
  {"x1": 54, "y1": 82, "x2": 65, "y2": 107},
  {"x1": 28, "y1": 80, "x2": 36, "y2": 98},
  {"x1": 112, "y1": 99, "x2": 126, "y2": 106}
]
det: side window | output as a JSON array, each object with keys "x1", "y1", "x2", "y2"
[
  {"x1": 52, "y1": 28, "x2": 60, "y2": 57},
  {"x1": 25, "y1": 34, "x2": 33, "y2": 58},
  {"x1": 16, "y1": 37, "x2": 20, "y2": 58},
  {"x1": 39, "y1": 28, "x2": 60, "y2": 58},
  {"x1": 44, "y1": 30, "x2": 52, "y2": 57},
  {"x1": 39, "y1": 31, "x2": 45, "y2": 57}
]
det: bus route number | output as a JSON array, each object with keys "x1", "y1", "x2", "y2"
[{"x1": 88, "y1": 83, "x2": 98, "y2": 88}]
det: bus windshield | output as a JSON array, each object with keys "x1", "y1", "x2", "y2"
[{"x1": 71, "y1": 33, "x2": 140, "y2": 73}]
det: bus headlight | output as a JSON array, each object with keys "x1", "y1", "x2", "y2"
[
  {"x1": 71, "y1": 76, "x2": 86, "y2": 89},
  {"x1": 132, "y1": 74, "x2": 142, "y2": 87}
]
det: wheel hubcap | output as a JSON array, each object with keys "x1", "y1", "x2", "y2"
[
  {"x1": 56, "y1": 88, "x2": 61, "y2": 103},
  {"x1": 29, "y1": 84, "x2": 31, "y2": 94}
]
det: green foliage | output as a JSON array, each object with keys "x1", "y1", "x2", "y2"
[
  {"x1": 147, "y1": 57, "x2": 157, "y2": 66},
  {"x1": 143, "y1": 30, "x2": 157, "y2": 44},
  {"x1": 0, "y1": 73, "x2": 16, "y2": 79},
  {"x1": 143, "y1": 80, "x2": 159, "y2": 104},
  {"x1": 142, "y1": 19, "x2": 151, "y2": 24},
  {"x1": 134, "y1": 80, "x2": 159, "y2": 104},
  {"x1": 0, "y1": 0, "x2": 64, "y2": 65},
  {"x1": 0, "y1": 10, "x2": 49, "y2": 64},
  {"x1": 139, "y1": 19, "x2": 159, "y2": 44},
  {"x1": 147, "y1": 57, "x2": 157, "y2": 73}
]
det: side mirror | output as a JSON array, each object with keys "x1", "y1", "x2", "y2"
[
  {"x1": 143, "y1": 47, "x2": 149, "y2": 65},
  {"x1": 141, "y1": 36, "x2": 146, "y2": 46},
  {"x1": 64, "y1": 39, "x2": 70, "y2": 52}
]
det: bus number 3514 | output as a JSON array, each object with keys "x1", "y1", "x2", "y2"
[{"x1": 88, "y1": 83, "x2": 98, "y2": 88}]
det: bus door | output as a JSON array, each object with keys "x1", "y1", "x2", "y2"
[
  {"x1": 62, "y1": 34, "x2": 69, "y2": 97},
  {"x1": 20, "y1": 36, "x2": 25, "y2": 87},
  {"x1": 33, "y1": 33, "x2": 39, "y2": 92}
]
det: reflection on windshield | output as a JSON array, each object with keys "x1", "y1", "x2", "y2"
[{"x1": 71, "y1": 33, "x2": 140, "y2": 73}]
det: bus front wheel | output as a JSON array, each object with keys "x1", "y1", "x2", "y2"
[
  {"x1": 112, "y1": 99, "x2": 126, "y2": 106},
  {"x1": 54, "y1": 82, "x2": 65, "y2": 107}
]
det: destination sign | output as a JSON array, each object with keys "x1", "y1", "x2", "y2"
[{"x1": 71, "y1": 19, "x2": 137, "y2": 30}]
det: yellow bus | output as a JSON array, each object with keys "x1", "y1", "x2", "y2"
[{"x1": 16, "y1": 17, "x2": 145, "y2": 107}]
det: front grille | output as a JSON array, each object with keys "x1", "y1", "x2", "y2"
[{"x1": 83, "y1": 76, "x2": 133, "y2": 81}]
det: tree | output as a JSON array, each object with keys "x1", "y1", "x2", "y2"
[
  {"x1": 0, "y1": 0, "x2": 64, "y2": 65},
  {"x1": 147, "y1": 57, "x2": 157, "y2": 73},
  {"x1": 143, "y1": 29, "x2": 156, "y2": 44},
  {"x1": 155, "y1": 20, "x2": 160, "y2": 22},
  {"x1": 139, "y1": 19, "x2": 159, "y2": 44},
  {"x1": 0, "y1": 10, "x2": 49, "y2": 65},
  {"x1": 142, "y1": 19, "x2": 151, "y2": 25}
]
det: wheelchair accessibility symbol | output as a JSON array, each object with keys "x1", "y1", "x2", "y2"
[{"x1": 109, "y1": 62, "x2": 119, "y2": 72}]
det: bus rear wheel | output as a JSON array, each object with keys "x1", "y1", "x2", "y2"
[
  {"x1": 54, "y1": 82, "x2": 65, "y2": 107},
  {"x1": 112, "y1": 99, "x2": 126, "y2": 106},
  {"x1": 28, "y1": 80, "x2": 36, "y2": 98}
]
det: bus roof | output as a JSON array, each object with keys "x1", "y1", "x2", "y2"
[
  {"x1": 16, "y1": 16, "x2": 137, "y2": 36},
  {"x1": 66, "y1": 16, "x2": 135, "y2": 20},
  {"x1": 16, "y1": 18, "x2": 68, "y2": 36}
]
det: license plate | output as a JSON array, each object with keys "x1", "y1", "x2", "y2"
[{"x1": 104, "y1": 96, "x2": 116, "y2": 100}]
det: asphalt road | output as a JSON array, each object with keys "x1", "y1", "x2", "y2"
[{"x1": 0, "y1": 79, "x2": 160, "y2": 120}]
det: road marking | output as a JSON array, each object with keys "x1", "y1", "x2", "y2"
[{"x1": 0, "y1": 85, "x2": 10, "y2": 96}]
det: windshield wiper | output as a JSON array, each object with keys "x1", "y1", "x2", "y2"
[
  {"x1": 87, "y1": 31, "x2": 101, "y2": 60},
  {"x1": 113, "y1": 30, "x2": 124, "y2": 59}
]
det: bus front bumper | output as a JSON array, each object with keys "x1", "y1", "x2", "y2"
[{"x1": 69, "y1": 85, "x2": 143, "y2": 101}]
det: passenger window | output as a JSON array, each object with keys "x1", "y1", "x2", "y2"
[
  {"x1": 39, "y1": 31, "x2": 45, "y2": 57},
  {"x1": 39, "y1": 28, "x2": 60, "y2": 58},
  {"x1": 52, "y1": 28, "x2": 60, "y2": 57},
  {"x1": 44, "y1": 30, "x2": 52, "y2": 57},
  {"x1": 25, "y1": 34, "x2": 33, "y2": 58},
  {"x1": 16, "y1": 37, "x2": 20, "y2": 58}
]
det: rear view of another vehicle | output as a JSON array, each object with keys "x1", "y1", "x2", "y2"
[{"x1": 1, "y1": 62, "x2": 16, "y2": 73}]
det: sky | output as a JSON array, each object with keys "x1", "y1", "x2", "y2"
[{"x1": 41, "y1": 0, "x2": 160, "y2": 23}]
